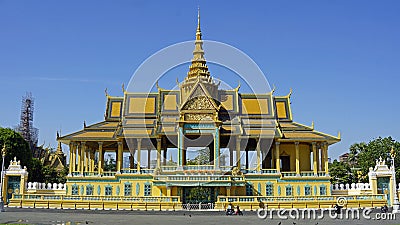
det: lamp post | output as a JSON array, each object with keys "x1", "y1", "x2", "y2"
[
  {"x1": 0, "y1": 144, "x2": 6, "y2": 212},
  {"x1": 390, "y1": 147, "x2": 400, "y2": 213}
]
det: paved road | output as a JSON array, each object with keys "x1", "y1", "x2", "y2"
[{"x1": 1, "y1": 208, "x2": 400, "y2": 225}]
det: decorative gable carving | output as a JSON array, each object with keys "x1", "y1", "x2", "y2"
[{"x1": 183, "y1": 96, "x2": 215, "y2": 110}]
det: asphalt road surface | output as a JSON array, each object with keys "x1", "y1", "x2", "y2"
[{"x1": 1, "y1": 208, "x2": 400, "y2": 225}]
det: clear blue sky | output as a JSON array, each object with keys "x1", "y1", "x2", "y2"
[{"x1": 0, "y1": 1, "x2": 399, "y2": 160}]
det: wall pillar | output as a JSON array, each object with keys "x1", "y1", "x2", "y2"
[
  {"x1": 167, "y1": 187, "x2": 171, "y2": 197},
  {"x1": 226, "y1": 187, "x2": 231, "y2": 196},
  {"x1": 90, "y1": 149, "x2": 95, "y2": 172},
  {"x1": 85, "y1": 147, "x2": 90, "y2": 172},
  {"x1": 214, "y1": 127, "x2": 220, "y2": 169},
  {"x1": 312, "y1": 142, "x2": 318, "y2": 175},
  {"x1": 157, "y1": 138, "x2": 161, "y2": 169},
  {"x1": 323, "y1": 142, "x2": 329, "y2": 174},
  {"x1": 77, "y1": 143, "x2": 81, "y2": 173},
  {"x1": 256, "y1": 138, "x2": 261, "y2": 172},
  {"x1": 117, "y1": 141, "x2": 123, "y2": 172},
  {"x1": 177, "y1": 127, "x2": 184, "y2": 168},
  {"x1": 97, "y1": 142, "x2": 103, "y2": 175},
  {"x1": 229, "y1": 146, "x2": 233, "y2": 167},
  {"x1": 236, "y1": 137, "x2": 241, "y2": 168},
  {"x1": 275, "y1": 142, "x2": 280, "y2": 173},
  {"x1": 137, "y1": 138, "x2": 142, "y2": 172},
  {"x1": 295, "y1": 142, "x2": 300, "y2": 175},
  {"x1": 80, "y1": 142, "x2": 86, "y2": 174},
  {"x1": 68, "y1": 142, "x2": 74, "y2": 174}
]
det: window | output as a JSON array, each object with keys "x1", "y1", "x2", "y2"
[
  {"x1": 266, "y1": 184, "x2": 273, "y2": 196},
  {"x1": 320, "y1": 186, "x2": 326, "y2": 195},
  {"x1": 124, "y1": 183, "x2": 132, "y2": 196},
  {"x1": 304, "y1": 186, "x2": 311, "y2": 196},
  {"x1": 72, "y1": 185, "x2": 78, "y2": 195},
  {"x1": 144, "y1": 184, "x2": 151, "y2": 196},
  {"x1": 246, "y1": 184, "x2": 253, "y2": 196},
  {"x1": 105, "y1": 186, "x2": 112, "y2": 196},
  {"x1": 86, "y1": 185, "x2": 94, "y2": 195},
  {"x1": 285, "y1": 186, "x2": 292, "y2": 196}
]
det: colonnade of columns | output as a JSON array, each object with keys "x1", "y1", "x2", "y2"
[
  {"x1": 68, "y1": 138, "x2": 163, "y2": 175},
  {"x1": 67, "y1": 137, "x2": 330, "y2": 175}
]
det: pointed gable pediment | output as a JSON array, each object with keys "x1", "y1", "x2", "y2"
[{"x1": 181, "y1": 82, "x2": 218, "y2": 111}]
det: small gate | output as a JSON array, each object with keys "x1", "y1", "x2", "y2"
[
  {"x1": 6, "y1": 176, "x2": 21, "y2": 203},
  {"x1": 182, "y1": 202, "x2": 215, "y2": 210}
]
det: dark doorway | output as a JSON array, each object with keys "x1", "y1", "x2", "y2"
[{"x1": 281, "y1": 156, "x2": 290, "y2": 171}]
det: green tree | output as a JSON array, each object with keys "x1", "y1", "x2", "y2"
[
  {"x1": 187, "y1": 148, "x2": 210, "y2": 165},
  {"x1": 104, "y1": 156, "x2": 116, "y2": 171},
  {"x1": 0, "y1": 127, "x2": 32, "y2": 171},
  {"x1": 329, "y1": 159, "x2": 355, "y2": 184},
  {"x1": 29, "y1": 158, "x2": 44, "y2": 182},
  {"x1": 351, "y1": 137, "x2": 400, "y2": 183}
]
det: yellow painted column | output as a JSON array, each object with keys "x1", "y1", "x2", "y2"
[
  {"x1": 97, "y1": 142, "x2": 103, "y2": 175},
  {"x1": 324, "y1": 143, "x2": 329, "y2": 174},
  {"x1": 90, "y1": 150, "x2": 95, "y2": 172},
  {"x1": 117, "y1": 141, "x2": 123, "y2": 172},
  {"x1": 137, "y1": 138, "x2": 142, "y2": 172},
  {"x1": 80, "y1": 142, "x2": 86, "y2": 174},
  {"x1": 77, "y1": 143, "x2": 81, "y2": 173},
  {"x1": 256, "y1": 138, "x2": 261, "y2": 172},
  {"x1": 275, "y1": 142, "x2": 280, "y2": 173},
  {"x1": 316, "y1": 146, "x2": 320, "y2": 172},
  {"x1": 71, "y1": 142, "x2": 76, "y2": 172},
  {"x1": 312, "y1": 142, "x2": 318, "y2": 175},
  {"x1": 167, "y1": 187, "x2": 171, "y2": 197},
  {"x1": 236, "y1": 136, "x2": 241, "y2": 168},
  {"x1": 156, "y1": 138, "x2": 161, "y2": 169},
  {"x1": 69, "y1": 142, "x2": 74, "y2": 174},
  {"x1": 295, "y1": 142, "x2": 300, "y2": 176},
  {"x1": 86, "y1": 148, "x2": 90, "y2": 172},
  {"x1": 227, "y1": 187, "x2": 231, "y2": 196}
]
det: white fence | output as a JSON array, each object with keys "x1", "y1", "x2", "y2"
[
  {"x1": 331, "y1": 183, "x2": 371, "y2": 191},
  {"x1": 26, "y1": 182, "x2": 66, "y2": 191}
]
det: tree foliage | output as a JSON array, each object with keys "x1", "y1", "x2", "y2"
[
  {"x1": 0, "y1": 127, "x2": 67, "y2": 184},
  {"x1": 0, "y1": 127, "x2": 32, "y2": 171},
  {"x1": 330, "y1": 136, "x2": 400, "y2": 183},
  {"x1": 329, "y1": 159, "x2": 355, "y2": 184}
]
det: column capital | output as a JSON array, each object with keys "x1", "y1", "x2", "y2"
[
  {"x1": 294, "y1": 141, "x2": 300, "y2": 146},
  {"x1": 312, "y1": 142, "x2": 317, "y2": 147},
  {"x1": 117, "y1": 141, "x2": 123, "y2": 146},
  {"x1": 275, "y1": 141, "x2": 280, "y2": 146},
  {"x1": 156, "y1": 138, "x2": 162, "y2": 142},
  {"x1": 98, "y1": 142, "x2": 103, "y2": 146},
  {"x1": 137, "y1": 138, "x2": 142, "y2": 144},
  {"x1": 81, "y1": 141, "x2": 86, "y2": 145}
]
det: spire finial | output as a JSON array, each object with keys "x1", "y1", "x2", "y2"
[{"x1": 197, "y1": 6, "x2": 201, "y2": 32}]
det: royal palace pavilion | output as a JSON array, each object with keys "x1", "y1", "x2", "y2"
[{"x1": 3, "y1": 10, "x2": 388, "y2": 210}]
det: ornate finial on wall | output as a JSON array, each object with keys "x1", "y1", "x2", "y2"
[
  {"x1": 104, "y1": 88, "x2": 108, "y2": 96},
  {"x1": 83, "y1": 120, "x2": 87, "y2": 128},
  {"x1": 122, "y1": 83, "x2": 125, "y2": 92}
]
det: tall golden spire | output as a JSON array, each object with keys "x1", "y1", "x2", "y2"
[
  {"x1": 187, "y1": 7, "x2": 209, "y2": 79},
  {"x1": 196, "y1": 7, "x2": 201, "y2": 40}
]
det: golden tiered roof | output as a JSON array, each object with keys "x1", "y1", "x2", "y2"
[{"x1": 58, "y1": 10, "x2": 340, "y2": 146}]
